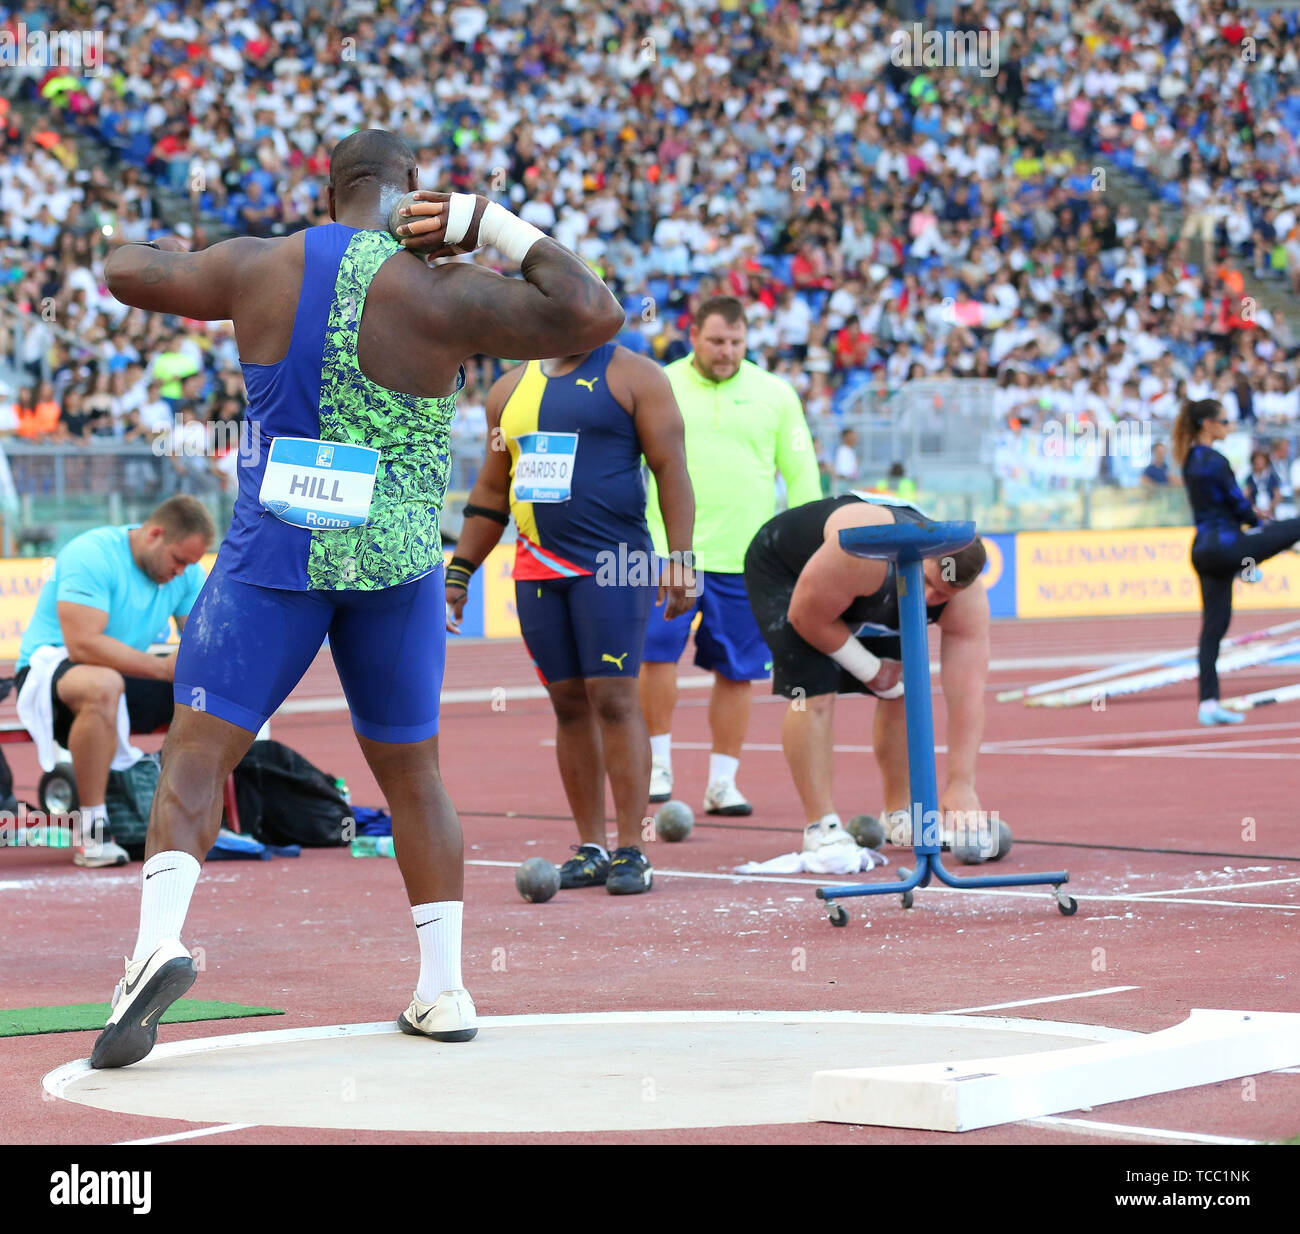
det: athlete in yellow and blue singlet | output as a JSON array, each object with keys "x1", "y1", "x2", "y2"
[{"x1": 447, "y1": 342, "x2": 693, "y2": 894}]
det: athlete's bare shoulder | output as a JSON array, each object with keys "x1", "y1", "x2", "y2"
[
  {"x1": 823, "y1": 496, "x2": 894, "y2": 543},
  {"x1": 484, "y1": 361, "x2": 529, "y2": 425},
  {"x1": 607, "y1": 345, "x2": 672, "y2": 413}
]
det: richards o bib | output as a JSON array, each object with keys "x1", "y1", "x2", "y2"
[{"x1": 512, "y1": 431, "x2": 578, "y2": 504}]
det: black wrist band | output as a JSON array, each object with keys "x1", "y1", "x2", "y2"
[
  {"x1": 463, "y1": 502, "x2": 510, "y2": 526},
  {"x1": 446, "y1": 556, "x2": 477, "y2": 589}
]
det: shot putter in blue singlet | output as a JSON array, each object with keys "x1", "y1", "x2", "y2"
[
  {"x1": 91, "y1": 129, "x2": 628, "y2": 1072},
  {"x1": 176, "y1": 223, "x2": 460, "y2": 741}
]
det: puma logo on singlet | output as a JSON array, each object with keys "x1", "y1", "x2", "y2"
[
  {"x1": 602, "y1": 652, "x2": 628, "y2": 669},
  {"x1": 576, "y1": 377, "x2": 600, "y2": 392}
]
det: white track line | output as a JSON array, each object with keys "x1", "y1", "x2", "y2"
[
  {"x1": 1026, "y1": 1116, "x2": 1261, "y2": 1146},
  {"x1": 465, "y1": 861, "x2": 1298, "y2": 910},
  {"x1": 1003, "y1": 747, "x2": 1300, "y2": 761},
  {"x1": 936, "y1": 986, "x2": 1139, "y2": 1015},
  {"x1": 278, "y1": 651, "x2": 1263, "y2": 716},
  {"x1": 113, "y1": 1123, "x2": 254, "y2": 1146},
  {"x1": 1128, "y1": 877, "x2": 1300, "y2": 900},
  {"x1": 1126, "y1": 734, "x2": 1300, "y2": 754},
  {"x1": 980, "y1": 719, "x2": 1300, "y2": 749},
  {"x1": 467, "y1": 858, "x2": 853, "y2": 888},
  {"x1": 546, "y1": 720, "x2": 1300, "y2": 758}
]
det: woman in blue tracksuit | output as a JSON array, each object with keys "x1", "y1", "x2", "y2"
[{"x1": 1173, "y1": 399, "x2": 1300, "y2": 724}]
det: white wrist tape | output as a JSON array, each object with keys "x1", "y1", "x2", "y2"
[
  {"x1": 441, "y1": 193, "x2": 478, "y2": 247},
  {"x1": 828, "y1": 636, "x2": 882, "y2": 685},
  {"x1": 476, "y1": 201, "x2": 546, "y2": 263}
]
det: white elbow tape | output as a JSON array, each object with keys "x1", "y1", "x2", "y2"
[
  {"x1": 827, "y1": 636, "x2": 882, "y2": 685},
  {"x1": 476, "y1": 200, "x2": 546, "y2": 263}
]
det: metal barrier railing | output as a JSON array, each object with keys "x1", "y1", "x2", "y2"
[
  {"x1": 0, "y1": 424, "x2": 1258, "y2": 554},
  {"x1": 0, "y1": 442, "x2": 234, "y2": 555}
]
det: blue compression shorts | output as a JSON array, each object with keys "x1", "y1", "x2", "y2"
[{"x1": 175, "y1": 564, "x2": 447, "y2": 742}]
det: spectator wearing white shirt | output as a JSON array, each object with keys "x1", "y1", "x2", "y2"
[
  {"x1": 832, "y1": 428, "x2": 861, "y2": 491},
  {"x1": 1186, "y1": 364, "x2": 1215, "y2": 403},
  {"x1": 772, "y1": 290, "x2": 812, "y2": 359},
  {"x1": 1269, "y1": 440, "x2": 1297, "y2": 519}
]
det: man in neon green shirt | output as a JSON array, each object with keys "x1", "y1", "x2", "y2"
[
  {"x1": 642, "y1": 296, "x2": 821, "y2": 814},
  {"x1": 151, "y1": 338, "x2": 200, "y2": 401}
]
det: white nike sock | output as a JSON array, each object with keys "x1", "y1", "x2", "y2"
[
  {"x1": 709, "y1": 753, "x2": 739, "y2": 785},
  {"x1": 1199, "y1": 699, "x2": 1219, "y2": 716},
  {"x1": 579, "y1": 842, "x2": 609, "y2": 859},
  {"x1": 412, "y1": 901, "x2": 464, "y2": 1002},
  {"x1": 812, "y1": 812, "x2": 842, "y2": 830},
  {"x1": 132, "y1": 851, "x2": 202, "y2": 962},
  {"x1": 650, "y1": 733, "x2": 672, "y2": 766}
]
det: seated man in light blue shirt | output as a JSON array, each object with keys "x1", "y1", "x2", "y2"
[{"x1": 14, "y1": 496, "x2": 214, "y2": 867}]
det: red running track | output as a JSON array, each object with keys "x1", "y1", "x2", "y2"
[{"x1": 3, "y1": 613, "x2": 1299, "y2": 1145}]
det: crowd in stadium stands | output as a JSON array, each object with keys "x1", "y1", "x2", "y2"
[{"x1": 2, "y1": 0, "x2": 1300, "y2": 491}]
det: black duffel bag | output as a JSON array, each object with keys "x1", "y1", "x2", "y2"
[{"x1": 231, "y1": 740, "x2": 352, "y2": 847}]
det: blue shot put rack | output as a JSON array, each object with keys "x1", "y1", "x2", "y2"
[{"x1": 815, "y1": 520, "x2": 1077, "y2": 925}]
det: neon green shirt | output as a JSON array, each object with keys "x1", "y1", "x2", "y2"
[
  {"x1": 151, "y1": 351, "x2": 199, "y2": 400},
  {"x1": 646, "y1": 355, "x2": 822, "y2": 573}
]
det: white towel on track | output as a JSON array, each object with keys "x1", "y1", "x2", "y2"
[{"x1": 734, "y1": 846, "x2": 889, "y2": 875}]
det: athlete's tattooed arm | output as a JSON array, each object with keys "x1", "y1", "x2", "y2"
[{"x1": 105, "y1": 236, "x2": 269, "y2": 319}]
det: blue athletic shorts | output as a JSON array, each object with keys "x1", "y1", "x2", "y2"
[
  {"x1": 516, "y1": 573, "x2": 654, "y2": 684},
  {"x1": 175, "y1": 564, "x2": 447, "y2": 742},
  {"x1": 641, "y1": 567, "x2": 772, "y2": 682}
]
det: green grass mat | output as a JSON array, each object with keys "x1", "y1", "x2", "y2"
[{"x1": 1, "y1": 1000, "x2": 285, "y2": 1037}]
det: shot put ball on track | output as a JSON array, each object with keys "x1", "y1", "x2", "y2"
[
  {"x1": 845, "y1": 813, "x2": 886, "y2": 849},
  {"x1": 952, "y1": 818, "x2": 1014, "y2": 865},
  {"x1": 655, "y1": 800, "x2": 694, "y2": 842},
  {"x1": 515, "y1": 857, "x2": 560, "y2": 902}
]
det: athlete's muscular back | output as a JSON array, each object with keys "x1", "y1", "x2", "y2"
[
  {"x1": 105, "y1": 191, "x2": 623, "y2": 398},
  {"x1": 212, "y1": 231, "x2": 474, "y2": 397}
]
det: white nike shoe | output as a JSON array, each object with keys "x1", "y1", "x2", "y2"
[
  {"x1": 74, "y1": 839, "x2": 129, "y2": 868},
  {"x1": 649, "y1": 760, "x2": 673, "y2": 803},
  {"x1": 703, "y1": 778, "x2": 752, "y2": 816},
  {"x1": 882, "y1": 809, "x2": 915, "y2": 846},
  {"x1": 802, "y1": 819, "x2": 859, "y2": 852},
  {"x1": 397, "y1": 989, "x2": 478, "y2": 1043},
  {"x1": 90, "y1": 939, "x2": 197, "y2": 1069}
]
